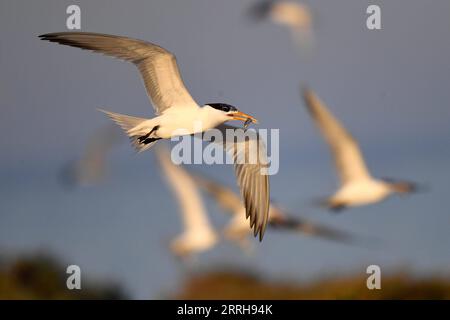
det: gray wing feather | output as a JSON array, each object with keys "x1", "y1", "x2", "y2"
[
  {"x1": 207, "y1": 124, "x2": 270, "y2": 241},
  {"x1": 302, "y1": 88, "x2": 372, "y2": 185},
  {"x1": 40, "y1": 32, "x2": 198, "y2": 114}
]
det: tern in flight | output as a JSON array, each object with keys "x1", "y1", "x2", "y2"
[
  {"x1": 155, "y1": 146, "x2": 218, "y2": 258},
  {"x1": 247, "y1": 0, "x2": 314, "y2": 51},
  {"x1": 193, "y1": 174, "x2": 359, "y2": 249},
  {"x1": 40, "y1": 32, "x2": 269, "y2": 239},
  {"x1": 39, "y1": 32, "x2": 257, "y2": 151},
  {"x1": 302, "y1": 88, "x2": 418, "y2": 211}
]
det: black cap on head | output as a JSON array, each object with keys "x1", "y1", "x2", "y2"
[
  {"x1": 247, "y1": 0, "x2": 276, "y2": 21},
  {"x1": 207, "y1": 103, "x2": 237, "y2": 113}
]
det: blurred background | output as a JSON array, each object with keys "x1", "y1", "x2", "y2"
[{"x1": 1, "y1": 0, "x2": 450, "y2": 299}]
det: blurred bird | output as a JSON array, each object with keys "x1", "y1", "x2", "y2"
[
  {"x1": 302, "y1": 88, "x2": 419, "y2": 211},
  {"x1": 193, "y1": 174, "x2": 360, "y2": 249},
  {"x1": 155, "y1": 146, "x2": 218, "y2": 259},
  {"x1": 40, "y1": 32, "x2": 270, "y2": 240},
  {"x1": 247, "y1": 0, "x2": 314, "y2": 52},
  {"x1": 60, "y1": 124, "x2": 124, "y2": 187}
]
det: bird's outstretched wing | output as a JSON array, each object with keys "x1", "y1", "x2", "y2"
[
  {"x1": 269, "y1": 207, "x2": 358, "y2": 244},
  {"x1": 193, "y1": 174, "x2": 244, "y2": 216},
  {"x1": 193, "y1": 171, "x2": 360, "y2": 244},
  {"x1": 204, "y1": 124, "x2": 270, "y2": 241},
  {"x1": 302, "y1": 88, "x2": 372, "y2": 185},
  {"x1": 40, "y1": 32, "x2": 198, "y2": 114},
  {"x1": 155, "y1": 145, "x2": 214, "y2": 236}
]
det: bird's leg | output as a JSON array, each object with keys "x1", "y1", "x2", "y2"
[
  {"x1": 138, "y1": 132, "x2": 150, "y2": 143},
  {"x1": 142, "y1": 137, "x2": 161, "y2": 145},
  {"x1": 138, "y1": 125, "x2": 160, "y2": 143}
]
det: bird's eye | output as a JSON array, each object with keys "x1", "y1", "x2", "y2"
[{"x1": 208, "y1": 103, "x2": 236, "y2": 112}]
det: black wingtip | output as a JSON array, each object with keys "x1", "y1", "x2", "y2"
[
  {"x1": 39, "y1": 33, "x2": 71, "y2": 42},
  {"x1": 256, "y1": 224, "x2": 266, "y2": 242},
  {"x1": 39, "y1": 33, "x2": 54, "y2": 40},
  {"x1": 246, "y1": 0, "x2": 275, "y2": 22},
  {"x1": 258, "y1": 230, "x2": 264, "y2": 242}
]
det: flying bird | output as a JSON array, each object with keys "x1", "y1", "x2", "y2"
[
  {"x1": 40, "y1": 32, "x2": 269, "y2": 240},
  {"x1": 155, "y1": 146, "x2": 218, "y2": 258},
  {"x1": 247, "y1": 0, "x2": 314, "y2": 52},
  {"x1": 193, "y1": 173, "x2": 359, "y2": 247},
  {"x1": 302, "y1": 88, "x2": 418, "y2": 211},
  {"x1": 248, "y1": 0, "x2": 311, "y2": 28},
  {"x1": 247, "y1": 0, "x2": 277, "y2": 22},
  {"x1": 39, "y1": 32, "x2": 257, "y2": 152}
]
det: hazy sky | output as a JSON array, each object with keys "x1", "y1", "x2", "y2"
[{"x1": 1, "y1": 0, "x2": 450, "y2": 298}]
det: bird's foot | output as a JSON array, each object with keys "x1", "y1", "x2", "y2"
[
  {"x1": 142, "y1": 137, "x2": 161, "y2": 145},
  {"x1": 138, "y1": 126, "x2": 160, "y2": 144},
  {"x1": 138, "y1": 132, "x2": 151, "y2": 143}
]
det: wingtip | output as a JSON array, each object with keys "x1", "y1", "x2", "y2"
[
  {"x1": 258, "y1": 230, "x2": 264, "y2": 242},
  {"x1": 254, "y1": 228, "x2": 258, "y2": 237},
  {"x1": 38, "y1": 33, "x2": 55, "y2": 40},
  {"x1": 301, "y1": 86, "x2": 315, "y2": 104},
  {"x1": 39, "y1": 32, "x2": 82, "y2": 43},
  {"x1": 96, "y1": 108, "x2": 109, "y2": 114},
  {"x1": 301, "y1": 84, "x2": 311, "y2": 96},
  {"x1": 254, "y1": 223, "x2": 266, "y2": 242}
]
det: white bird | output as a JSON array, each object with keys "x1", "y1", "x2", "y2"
[
  {"x1": 247, "y1": 0, "x2": 314, "y2": 52},
  {"x1": 193, "y1": 174, "x2": 359, "y2": 248},
  {"x1": 40, "y1": 32, "x2": 270, "y2": 239},
  {"x1": 155, "y1": 146, "x2": 218, "y2": 258},
  {"x1": 39, "y1": 32, "x2": 257, "y2": 151},
  {"x1": 302, "y1": 88, "x2": 418, "y2": 211}
]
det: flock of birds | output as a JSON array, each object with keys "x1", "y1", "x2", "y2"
[{"x1": 41, "y1": 1, "x2": 420, "y2": 259}]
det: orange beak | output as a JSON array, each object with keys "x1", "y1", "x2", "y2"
[{"x1": 229, "y1": 111, "x2": 258, "y2": 124}]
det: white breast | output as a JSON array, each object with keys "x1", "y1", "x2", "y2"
[
  {"x1": 157, "y1": 107, "x2": 225, "y2": 138},
  {"x1": 332, "y1": 179, "x2": 391, "y2": 206}
]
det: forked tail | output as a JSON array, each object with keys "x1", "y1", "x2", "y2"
[{"x1": 98, "y1": 109, "x2": 160, "y2": 152}]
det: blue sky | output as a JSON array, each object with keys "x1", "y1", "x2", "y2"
[{"x1": 1, "y1": 0, "x2": 450, "y2": 298}]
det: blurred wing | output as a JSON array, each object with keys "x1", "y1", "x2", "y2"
[
  {"x1": 155, "y1": 146, "x2": 214, "y2": 235},
  {"x1": 208, "y1": 125, "x2": 270, "y2": 241},
  {"x1": 192, "y1": 174, "x2": 245, "y2": 216},
  {"x1": 191, "y1": 173, "x2": 254, "y2": 246},
  {"x1": 223, "y1": 208, "x2": 252, "y2": 239},
  {"x1": 61, "y1": 124, "x2": 124, "y2": 187},
  {"x1": 40, "y1": 32, "x2": 198, "y2": 114},
  {"x1": 269, "y1": 207, "x2": 357, "y2": 244},
  {"x1": 302, "y1": 88, "x2": 372, "y2": 185}
]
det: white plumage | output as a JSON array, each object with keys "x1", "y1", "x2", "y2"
[
  {"x1": 302, "y1": 88, "x2": 417, "y2": 210},
  {"x1": 193, "y1": 174, "x2": 359, "y2": 247},
  {"x1": 155, "y1": 146, "x2": 218, "y2": 258},
  {"x1": 41, "y1": 32, "x2": 269, "y2": 239}
]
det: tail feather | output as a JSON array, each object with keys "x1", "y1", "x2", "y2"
[
  {"x1": 130, "y1": 136, "x2": 159, "y2": 153},
  {"x1": 98, "y1": 109, "x2": 158, "y2": 152},
  {"x1": 98, "y1": 109, "x2": 147, "y2": 132}
]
